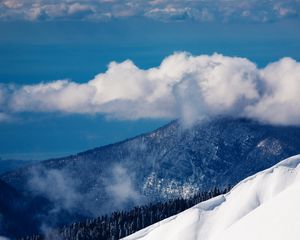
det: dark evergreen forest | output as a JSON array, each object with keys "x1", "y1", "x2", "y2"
[{"x1": 20, "y1": 187, "x2": 230, "y2": 240}]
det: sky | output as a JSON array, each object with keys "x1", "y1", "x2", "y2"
[{"x1": 0, "y1": 0, "x2": 300, "y2": 160}]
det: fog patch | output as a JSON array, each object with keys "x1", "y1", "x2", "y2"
[
  {"x1": 27, "y1": 167, "x2": 82, "y2": 212},
  {"x1": 104, "y1": 164, "x2": 145, "y2": 208}
]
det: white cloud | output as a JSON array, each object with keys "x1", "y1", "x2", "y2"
[
  {"x1": 2, "y1": 0, "x2": 22, "y2": 9},
  {"x1": 145, "y1": 7, "x2": 194, "y2": 21},
  {"x1": 104, "y1": 165, "x2": 144, "y2": 207},
  {"x1": 9, "y1": 80, "x2": 96, "y2": 113},
  {"x1": 273, "y1": 2, "x2": 298, "y2": 18},
  {"x1": 68, "y1": 3, "x2": 94, "y2": 15},
  {"x1": 28, "y1": 168, "x2": 82, "y2": 211},
  {"x1": 245, "y1": 57, "x2": 300, "y2": 125},
  {"x1": 1, "y1": 52, "x2": 300, "y2": 126}
]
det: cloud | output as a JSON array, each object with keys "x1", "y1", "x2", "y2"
[
  {"x1": 0, "y1": 0, "x2": 299, "y2": 22},
  {"x1": 22, "y1": 163, "x2": 147, "y2": 237},
  {"x1": 145, "y1": 7, "x2": 196, "y2": 21},
  {"x1": 0, "y1": 85, "x2": 13, "y2": 121},
  {"x1": 2, "y1": 0, "x2": 22, "y2": 9},
  {"x1": 273, "y1": 2, "x2": 298, "y2": 18},
  {"x1": 27, "y1": 167, "x2": 83, "y2": 212},
  {"x1": 0, "y1": 52, "x2": 300, "y2": 126},
  {"x1": 26, "y1": 164, "x2": 145, "y2": 221},
  {"x1": 0, "y1": 85, "x2": 6, "y2": 106},
  {"x1": 245, "y1": 57, "x2": 300, "y2": 125},
  {"x1": 9, "y1": 80, "x2": 96, "y2": 113},
  {"x1": 68, "y1": 3, "x2": 94, "y2": 16},
  {"x1": 104, "y1": 164, "x2": 144, "y2": 207},
  {"x1": 0, "y1": 113, "x2": 12, "y2": 122}
]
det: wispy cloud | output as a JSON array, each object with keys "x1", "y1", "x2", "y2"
[
  {"x1": 0, "y1": 52, "x2": 300, "y2": 126},
  {"x1": 104, "y1": 164, "x2": 145, "y2": 208},
  {"x1": 0, "y1": 237, "x2": 9, "y2": 240},
  {"x1": 28, "y1": 168, "x2": 83, "y2": 212},
  {"x1": 0, "y1": 112, "x2": 13, "y2": 123},
  {"x1": 25, "y1": 163, "x2": 146, "y2": 230},
  {"x1": 0, "y1": 0, "x2": 299, "y2": 22}
]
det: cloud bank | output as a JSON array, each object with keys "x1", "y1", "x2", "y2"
[
  {"x1": 1, "y1": 52, "x2": 300, "y2": 126},
  {"x1": 0, "y1": 0, "x2": 299, "y2": 22}
]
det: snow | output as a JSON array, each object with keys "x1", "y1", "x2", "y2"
[
  {"x1": 123, "y1": 154, "x2": 300, "y2": 240},
  {"x1": 220, "y1": 182, "x2": 300, "y2": 240}
]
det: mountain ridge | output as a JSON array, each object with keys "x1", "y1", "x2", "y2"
[
  {"x1": 3, "y1": 117, "x2": 300, "y2": 203},
  {"x1": 124, "y1": 154, "x2": 300, "y2": 240},
  {"x1": 2, "y1": 117, "x2": 300, "y2": 236}
]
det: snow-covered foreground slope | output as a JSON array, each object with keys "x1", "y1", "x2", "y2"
[{"x1": 124, "y1": 154, "x2": 300, "y2": 240}]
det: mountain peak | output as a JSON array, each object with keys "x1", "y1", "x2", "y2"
[{"x1": 2, "y1": 117, "x2": 300, "y2": 234}]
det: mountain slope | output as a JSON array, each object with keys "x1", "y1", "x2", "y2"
[
  {"x1": 2, "y1": 117, "x2": 300, "y2": 219},
  {"x1": 0, "y1": 159, "x2": 34, "y2": 174},
  {"x1": 124, "y1": 154, "x2": 300, "y2": 240},
  {"x1": 0, "y1": 177, "x2": 91, "y2": 238},
  {"x1": 0, "y1": 179, "x2": 41, "y2": 238}
]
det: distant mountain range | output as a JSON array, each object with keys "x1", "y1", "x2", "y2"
[{"x1": 1, "y1": 117, "x2": 300, "y2": 237}]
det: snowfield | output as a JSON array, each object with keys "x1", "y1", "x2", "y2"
[{"x1": 124, "y1": 154, "x2": 300, "y2": 240}]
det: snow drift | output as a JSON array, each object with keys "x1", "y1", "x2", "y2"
[{"x1": 124, "y1": 154, "x2": 300, "y2": 240}]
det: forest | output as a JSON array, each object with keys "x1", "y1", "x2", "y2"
[{"x1": 20, "y1": 186, "x2": 230, "y2": 240}]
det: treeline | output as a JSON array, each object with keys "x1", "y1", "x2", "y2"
[{"x1": 20, "y1": 186, "x2": 230, "y2": 240}]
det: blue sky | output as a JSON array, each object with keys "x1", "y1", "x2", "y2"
[{"x1": 1, "y1": 1, "x2": 300, "y2": 160}]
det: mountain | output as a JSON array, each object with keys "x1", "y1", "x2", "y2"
[
  {"x1": 124, "y1": 154, "x2": 300, "y2": 240},
  {"x1": 21, "y1": 187, "x2": 228, "y2": 240},
  {"x1": 0, "y1": 176, "x2": 87, "y2": 238},
  {"x1": 1, "y1": 117, "x2": 300, "y2": 233},
  {"x1": 0, "y1": 179, "x2": 41, "y2": 238},
  {"x1": 0, "y1": 158, "x2": 35, "y2": 174}
]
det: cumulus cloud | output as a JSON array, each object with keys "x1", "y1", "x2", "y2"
[
  {"x1": 0, "y1": 52, "x2": 300, "y2": 126},
  {"x1": 0, "y1": 0, "x2": 299, "y2": 22},
  {"x1": 9, "y1": 80, "x2": 96, "y2": 113},
  {"x1": 245, "y1": 57, "x2": 300, "y2": 125}
]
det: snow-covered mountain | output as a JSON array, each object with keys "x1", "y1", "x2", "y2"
[
  {"x1": 2, "y1": 117, "x2": 300, "y2": 234},
  {"x1": 3, "y1": 118, "x2": 300, "y2": 200},
  {"x1": 124, "y1": 154, "x2": 300, "y2": 240}
]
